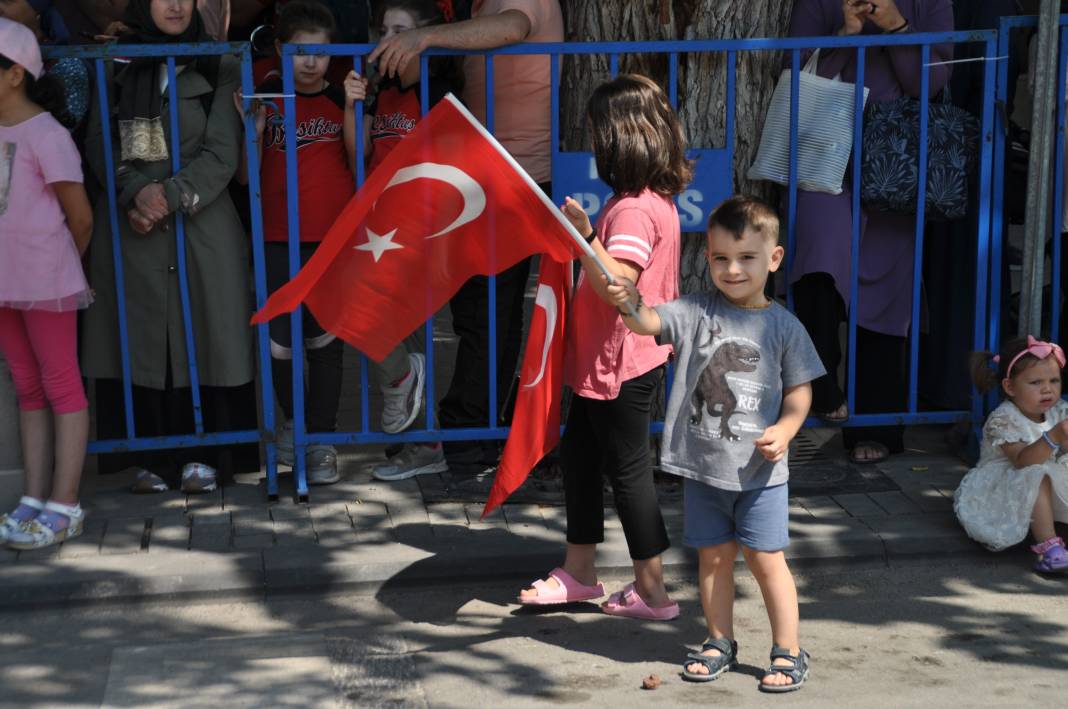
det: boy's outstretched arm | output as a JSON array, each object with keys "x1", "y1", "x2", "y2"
[
  {"x1": 605, "y1": 276, "x2": 662, "y2": 336},
  {"x1": 755, "y1": 382, "x2": 812, "y2": 462}
]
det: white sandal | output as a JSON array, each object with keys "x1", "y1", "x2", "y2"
[
  {"x1": 6, "y1": 501, "x2": 85, "y2": 550},
  {"x1": 0, "y1": 496, "x2": 44, "y2": 543}
]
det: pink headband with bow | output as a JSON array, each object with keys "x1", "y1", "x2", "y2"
[{"x1": 994, "y1": 335, "x2": 1067, "y2": 377}]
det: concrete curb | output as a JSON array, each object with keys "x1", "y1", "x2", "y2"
[{"x1": 0, "y1": 525, "x2": 992, "y2": 610}]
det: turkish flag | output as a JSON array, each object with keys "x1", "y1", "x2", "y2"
[
  {"x1": 482, "y1": 257, "x2": 571, "y2": 518},
  {"x1": 251, "y1": 94, "x2": 581, "y2": 361}
]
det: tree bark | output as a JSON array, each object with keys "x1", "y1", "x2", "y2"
[{"x1": 560, "y1": 0, "x2": 794, "y2": 293}]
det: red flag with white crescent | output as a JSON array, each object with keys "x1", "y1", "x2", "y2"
[
  {"x1": 250, "y1": 93, "x2": 580, "y2": 361},
  {"x1": 482, "y1": 257, "x2": 571, "y2": 518}
]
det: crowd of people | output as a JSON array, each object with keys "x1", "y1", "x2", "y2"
[{"x1": 0, "y1": 0, "x2": 1067, "y2": 695}]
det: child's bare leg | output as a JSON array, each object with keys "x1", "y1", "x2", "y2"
[
  {"x1": 685, "y1": 541, "x2": 738, "y2": 675},
  {"x1": 1030, "y1": 475, "x2": 1058, "y2": 542},
  {"x1": 742, "y1": 546, "x2": 800, "y2": 688},
  {"x1": 519, "y1": 543, "x2": 598, "y2": 598},
  {"x1": 50, "y1": 409, "x2": 88, "y2": 505},
  {"x1": 20, "y1": 409, "x2": 53, "y2": 501}
]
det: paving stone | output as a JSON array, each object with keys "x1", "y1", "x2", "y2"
[
  {"x1": 233, "y1": 532, "x2": 275, "y2": 550},
  {"x1": 868, "y1": 491, "x2": 923, "y2": 515},
  {"x1": 832, "y1": 493, "x2": 886, "y2": 518},
  {"x1": 232, "y1": 509, "x2": 274, "y2": 537},
  {"x1": 100, "y1": 516, "x2": 148, "y2": 555},
  {"x1": 795, "y1": 495, "x2": 850, "y2": 518},
  {"x1": 222, "y1": 482, "x2": 269, "y2": 509},
  {"x1": 190, "y1": 513, "x2": 232, "y2": 551},
  {"x1": 310, "y1": 507, "x2": 357, "y2": 548},
  {"x1": 348, "y1": 501, "x2": 391, "y2": 544},
  {"x1": 15, "y1": 544, "x2": 61, "y2": 562},
  {"x1": 898, "y1": 485, "x2": 955, "y2": 513},
  {"x1": 0, "y1": 548, "x2": 17, "y2": 564},
  {"x1": 58, "y1": 517, "x2": 105, "y2": 559},
  {"x1": 502, "y1": 504, "x2": 546, "y2": 532},
  {"x1": 149, "y1": 513, "x2": 190, "y2": 552},
  {"x1": 185, "y1": 490, "x2": 223, "y2": 512},
  {"x1": 466, "y1": 503, "x2": 505, "y2": 529},
  {"x1": 538, "y1": 505, "x2": 567, "y2": 533}
]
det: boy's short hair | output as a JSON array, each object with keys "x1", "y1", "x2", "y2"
[
  {"x1": 277, "y1": 0, "x2": 337, "y2": 43},
  {"x1": 707, "y1": 195, "x2": 780, "y2": 244}
]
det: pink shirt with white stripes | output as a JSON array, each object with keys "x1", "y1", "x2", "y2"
[{"x1": 564, "y1": 189, "x2": 680, "y2": 400}]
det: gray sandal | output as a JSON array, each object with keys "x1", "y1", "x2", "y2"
[
  {"x1": 758, "y1": 645, "x2": 809, "y2": 693},
  {"x1": 681, "y1": 637, "x2": 738, "y2": 682}
]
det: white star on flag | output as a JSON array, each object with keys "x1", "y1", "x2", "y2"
[{"x1": 355, "y1": 227, "x2": 404, "y2": 262}]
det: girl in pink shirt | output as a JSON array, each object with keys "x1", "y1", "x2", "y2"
[
  {"x1": 519, "y1": 74, "x2": 693, "y2": 619},
  {"x1": 0, "y1": 19, "x2": 93, "y2": 550}
]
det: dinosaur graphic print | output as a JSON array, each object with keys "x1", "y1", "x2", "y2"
[{"x1": 690, "y1": 320, "x2": 761, "y2": 442}]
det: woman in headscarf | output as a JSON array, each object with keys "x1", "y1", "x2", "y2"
[
  {"x1": 83, "y1": 0, "x2": 258, "y2": 493},
  {"x1": 0, "y1": 0, "x2": 88, "y2": 127}
]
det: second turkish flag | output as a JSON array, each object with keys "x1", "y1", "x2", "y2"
[{"x1": 251, "y1": 93, "x2": 580, "y2": 361}]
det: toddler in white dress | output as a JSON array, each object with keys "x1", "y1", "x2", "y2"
[{"x1": 955, "y1": 336, "x2": 1068, "y2": 573}]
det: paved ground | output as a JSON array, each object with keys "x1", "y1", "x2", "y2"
[
  {"x1": 1, "y1": 559, "x2": 1065, "y2": 708},
  {"x1": 0, "y1": 425, "x2": 1008, "y2": 608}
]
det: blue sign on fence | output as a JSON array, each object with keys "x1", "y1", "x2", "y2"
[{"x1": 553, "y1": 148, "x2": 731, "y2": 230}]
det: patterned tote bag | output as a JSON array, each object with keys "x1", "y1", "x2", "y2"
[{"x1": 860, "y1": 94, "x2": 981, "y2": 221}]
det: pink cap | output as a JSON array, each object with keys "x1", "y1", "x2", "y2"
[{"x1": 0, "y1": 18, "x2": 43, "y2": 80}]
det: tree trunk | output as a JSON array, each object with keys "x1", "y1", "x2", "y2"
[{"x1": 560, "y1": 0, "x2": 793, "y2": 293}]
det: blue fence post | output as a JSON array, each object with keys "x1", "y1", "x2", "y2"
[
  {"x1": 164, "y1": 57, "x2": 205, "y2": 437},
  {"x1": 907, "y1": 44, "x2": 931, "y2": 415},
  {"x1": 280, "y1": 45, "x2": 308, "y2": 501},
  {"x1": 240, "y1": 48, "x2": 279, "y2": 498},
  {"x1": 972, "y1": 35, "x2": 998, "y2": 435},
  {"x1": 847, "y1": 46, "x2": 867, "y2": 418}
]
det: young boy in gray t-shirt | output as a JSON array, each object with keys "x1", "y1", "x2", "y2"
[{"x1": 606, "y1": 195, "x2": 824, "y2": 694}]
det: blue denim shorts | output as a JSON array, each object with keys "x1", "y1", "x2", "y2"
[{"x1": 682, "y1": 478, "x2": 789, "y2": 552}]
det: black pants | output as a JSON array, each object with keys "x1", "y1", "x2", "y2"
[
  {"x1": 792, "y1": 273, "x2": 905, "y2": 453},
  {"x1": 266, "y1": 242, "x2": 343, "y2": 433},
  {"x1": 562, "y1": 367, "x2": 670, "y2": 561},
  {"x1": 93, "y1": 377, "x2": 260, "y2": 486},
  {"x1": 438, "y1": 181, "x2": 551, "y2": 467}
]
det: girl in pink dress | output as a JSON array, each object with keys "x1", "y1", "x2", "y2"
[{"x1": 0, "y1": 19, "x2": 94, "y2": 549}]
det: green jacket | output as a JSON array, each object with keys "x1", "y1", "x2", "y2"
[{"x1": 82, "y1": 54, "x2": 254, "y2": 390}]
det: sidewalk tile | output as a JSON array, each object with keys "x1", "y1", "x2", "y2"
[
  {"x1": 190, "y1": 512, "x2": 232, "y2": 551},
  {"x1": 899, "y1": 485, "x2": 955, "y2": 513},
  {"x1": 222, "y1": 482, "x2": 269, "y2": 510},
  {"x1": 348, "y1": 501, "x2": 391, "y2": 544},
  {"x1": 466, "y1": 504, "x2": 505, "y2": 530},
  {"x1": 310, "y1": 507, "x2": 357, "y2": 549},
  {"x1": 271, "y1": 506, "x2": 316, "y2": 546},
  {"x1": 185, "y1": 490, "x2": 223, "y2": 512},
  {"x1": 16, "y1": 544, "x2": 61, "y2": 562},
  {"x1": 832, "y1": 493, "x2": 886, "y2": 517},
  {"x1": 100, "y1": 517, "x2": 148, "y2": 555},
  {"x1": 502, "y1": 504, "x2": 546, "y2": 532},
  {"x1": 538, "y1": 505, "x2": 567, "y2": 533},
  {"x1": 232, "y1": 509, "x2": 274, "y2": 537},
  {"x1": 868, "y1": 491, "x2": 923, "y2": 515},
  {"x1": 233, "y1": 532, "x2": 275, "y2": 550},
  {"x1": 794, "y1": 496, "x2": 849, "y2": 518},
  {"x1": 58, "y1": 518, "x2": 105, "y2": 559},
  {"x1": 149, "y1": 513, "x2": 190, "y2": 552},
  {"x1": 0, "y1": 548, "x2": 17, "y2": 564}
]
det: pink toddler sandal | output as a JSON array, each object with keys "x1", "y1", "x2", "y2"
[
  {"x1": 518, "y1": 567, "x2": 606, "y2": 605},
  {"x1": 1032, "y1": 536, "x2": 1068, "y2": 574},
  {"x1": 601, "y1": 583, "x2": 680, "y2": 621}
]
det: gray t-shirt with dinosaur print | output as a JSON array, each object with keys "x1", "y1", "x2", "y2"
[{"x1": 655, "y1": 292, "x2": 825, "y2": 491}]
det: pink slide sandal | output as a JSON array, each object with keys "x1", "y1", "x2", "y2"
[
  {"x1": 518, "y1": 567, "x2": 606, "y2": 605},
  {"x1": 601, "y1": 583, "x2": 680, "y2": 621}
]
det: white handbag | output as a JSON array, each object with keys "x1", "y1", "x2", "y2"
[{"x1": 747, "y1": 50, "x2": 870, "y2": 195}]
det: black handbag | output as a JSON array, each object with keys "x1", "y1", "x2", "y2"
[{"x1": 860, "y1": 94, "x2": 981, "y2": 221}]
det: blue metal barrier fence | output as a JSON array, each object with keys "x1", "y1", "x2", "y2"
[{"x1": 47, "y1": 28, "x2": 1001, "y2": 501}]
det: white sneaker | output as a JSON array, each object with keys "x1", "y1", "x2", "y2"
[
  {"x1": 275, "y1": 419, "x2": 295, "y2": 466},
  {"x1": 381, "y1": 353, "x2": 425, "y2": 434},
  {"x1": 306, "y1": 445, "x2": 340, "y2": 486},
  {"x1": 372, "y1": 444, "x2": 446, "y2": 481}
]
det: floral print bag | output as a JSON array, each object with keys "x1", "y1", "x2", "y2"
[{"x1": 860, "y1": 93, "x2": 980, "y2": 221}]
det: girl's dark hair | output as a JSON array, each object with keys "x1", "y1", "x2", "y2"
[
  {"x1": 372, "y1": 0, "x2": 464, "y2": 92},
  {"x1": 970, "y1": 336, "x2": 1047, "y2": 394},
  {"x1": 0, "y1": 55, "x2": 73, "y2": 129},
  {"x1": 586, "y1": 73, "x2": 694, "y2": 198},
  {"x1": 277, "y1": 0, "x2": 337, "y2": 43}
]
